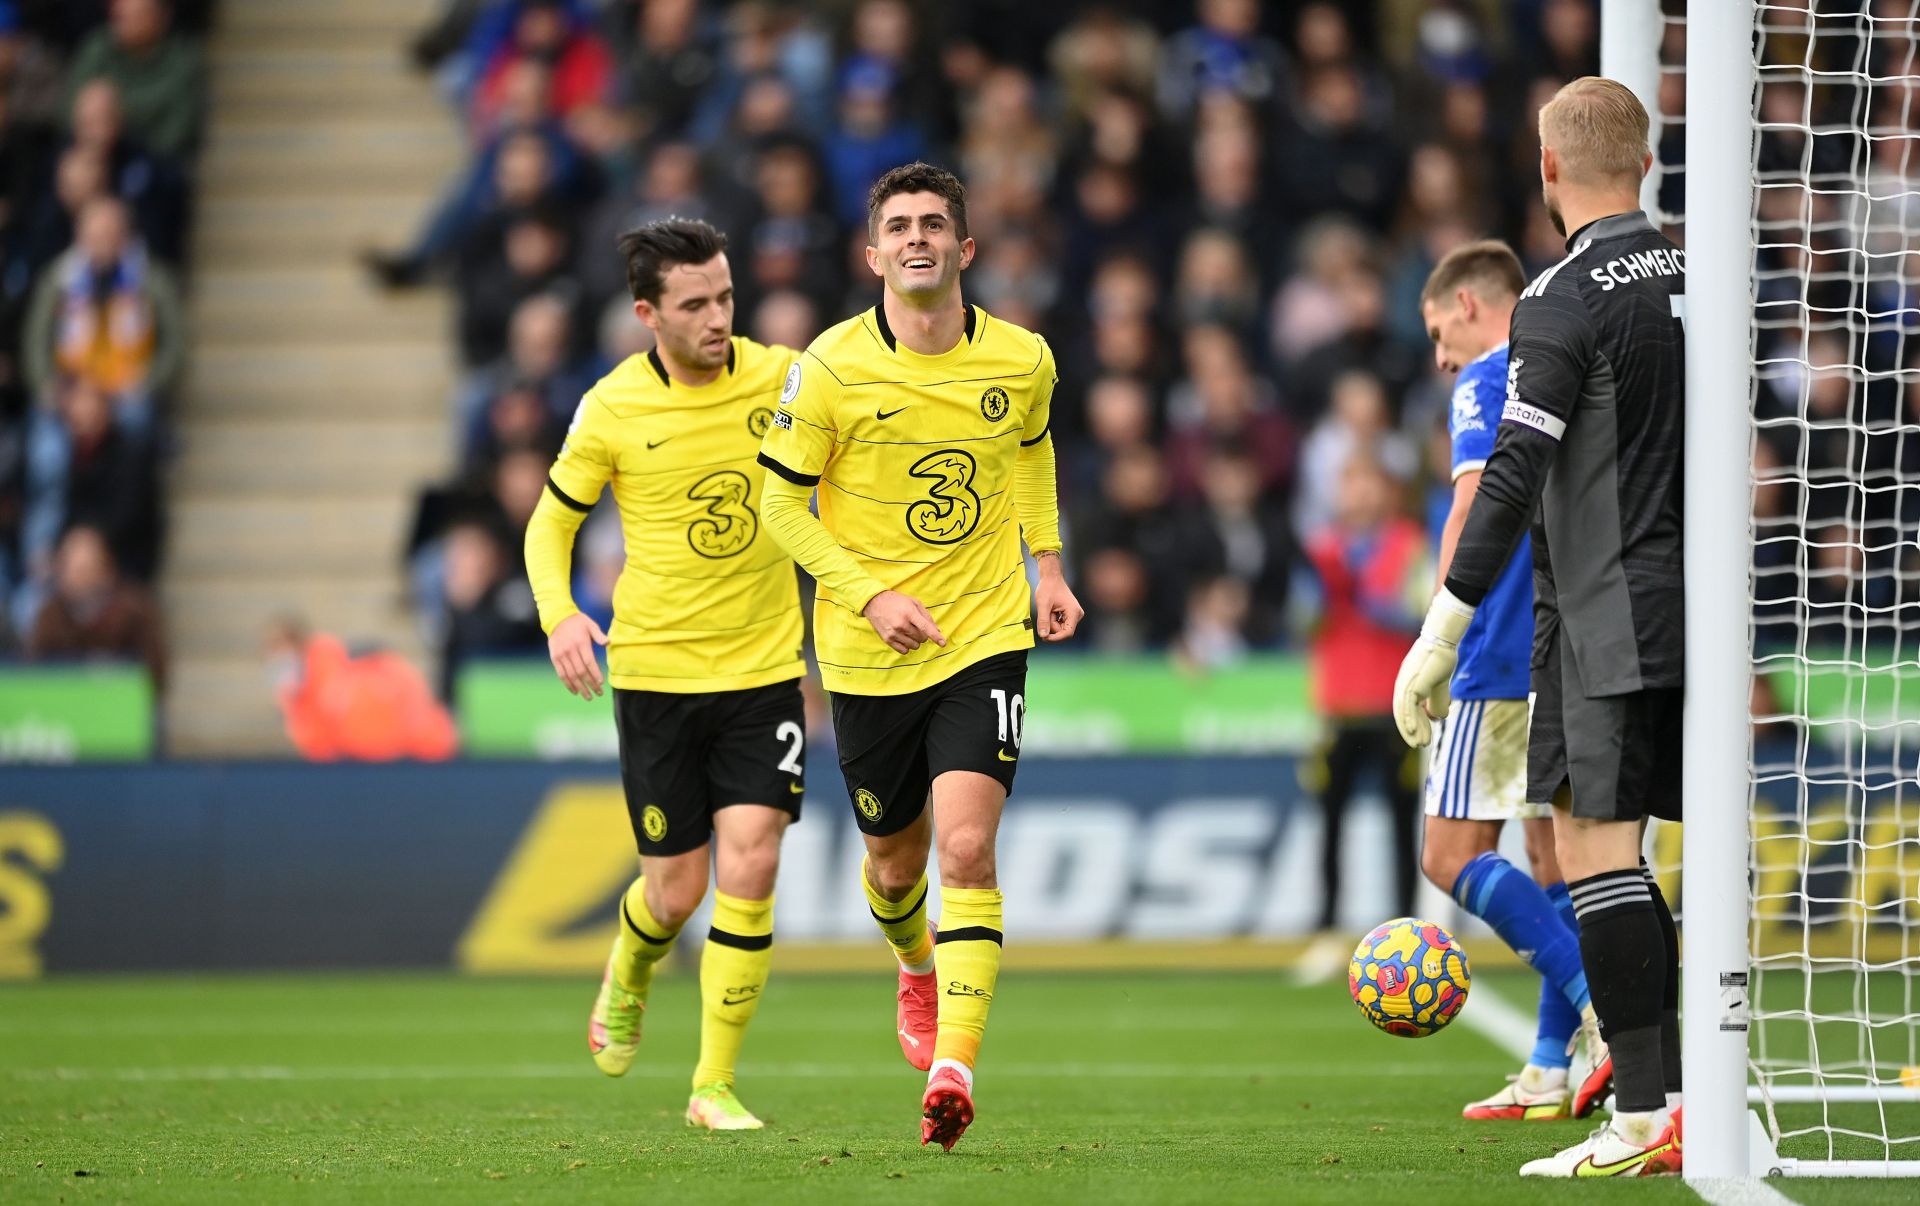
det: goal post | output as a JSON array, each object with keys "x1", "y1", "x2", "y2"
[
  {"x1": 1677, "y1": 0, "x2": 1757, "y2": 1182},
  {"x1": 1602, "y1": 0, "x2": 1920, "y2": 1180}
]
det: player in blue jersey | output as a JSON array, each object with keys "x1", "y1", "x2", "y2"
[{"x1": 1418, "y1": 242, "x2": 1606, "y2": 1121}]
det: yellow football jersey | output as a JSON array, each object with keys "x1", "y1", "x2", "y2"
[
  {"x1": 757, "y1": 304, "x2": 1056, "y2": 695},
  {"x1": 528, "y1": 337, "x2": 805, "y2": 693}
]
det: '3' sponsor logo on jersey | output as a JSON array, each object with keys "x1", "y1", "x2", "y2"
[
  {"x1": 685, "y1": 470, "x2": 758, "y2": 558},
  {"x1": 905, "y1": 449, "x2": 981, "y2": 544}
]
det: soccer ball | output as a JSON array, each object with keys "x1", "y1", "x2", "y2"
[{"x1": 1348, "y1": 917, "x2": 1470, "y2": 1038}]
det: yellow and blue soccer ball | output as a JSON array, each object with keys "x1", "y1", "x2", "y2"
[{"x1": 1349, "y1": 917, "x2": 1470, "y2": 1037}]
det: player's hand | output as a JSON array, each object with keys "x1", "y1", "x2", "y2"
[
  {"x1": 863, "y1": 590, "x2": 945, "y2": 654},
  {"x1": 1033, "y1": 553, "x2": 1083, "y2": 641},
  {"x1": 1392, "y1": 588, "x2": 1476, "y2": 747},
  {"x1": 549, "y1": 612, "x2": 609, "y2": 699}
]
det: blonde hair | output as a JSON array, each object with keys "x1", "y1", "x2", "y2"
[
  {"x1": 1421, "y1": 239, "x2": 1525, "y2": 308},
  {"x1": 1538, "y1": 76, "x2": 1650, "y2": 186}
]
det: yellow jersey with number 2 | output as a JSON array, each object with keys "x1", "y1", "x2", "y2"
[
  {"x1": 757, "y1": 304, "x2": 1056, "y2": 696},
  {"x1": 524, "y1": 337, "x2": 805, "y2": 694}
]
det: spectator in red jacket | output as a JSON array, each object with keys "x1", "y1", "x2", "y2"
[
  {"x1": 469, "y1": 0, "x2": 611, "y2": 139},
  {"x1": 264, "y1": 617, "x2": 458, "y2": 762},
  {"x1": 1296, "y1": 454, "x2": 1425, "y2": 951}
]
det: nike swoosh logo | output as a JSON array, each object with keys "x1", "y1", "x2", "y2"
[
  {"x1": 997, "y1": 749, "x2": 1017, "y2": 762},
  {"x1": 1574, "y1": 1141, "x2": 1672, "y2": 1177},
  {"x1": 876, "y1": 407, "x2": 908, "y2": 420},
  {"x1": 646, "y1": 437, "x2": 674, "y2": 449},
  {"x1": 789, "y1": 783, "x2": 804, "y2": 794},
  {"x1": 721, "y1": 995, "x2": 757, "y2": 1006}
]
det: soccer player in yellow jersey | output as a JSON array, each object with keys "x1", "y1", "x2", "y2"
[
  {"x1": 756, "y1": 163, "x2": 1083, "y2": 1150},
  {"x1": 523, "y1": 219, "x2": 806, "y2": 1132}
]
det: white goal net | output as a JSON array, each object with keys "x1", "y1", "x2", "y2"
[
  {"x1": 1613, "y1": 0, "x2": 1920, "y2": 1177},
  {"x1": 1744, "y1": 0, "x2": 1920, "y2": 1171}
]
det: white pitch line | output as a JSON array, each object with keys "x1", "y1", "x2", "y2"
[
  {"x1": 1459, "y1": 976, "x2": 1536, "y2": 1063},
  {"x1": 8, "y1": 1060, "x2": 1464, "y2": 1084},
  {"x1": 1687, "y1": 1177, "x2": 1799, "y2": 1206}
]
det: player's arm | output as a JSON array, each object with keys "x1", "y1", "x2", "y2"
[
  {"x1": 1434, "y1": 359, "x2": 1500, "y2": 588},
  {"x1": 1014, "y1": 341, "x2": 1082, "y2": 641},
  {"x1": 756, "y1": 356, "x2": 943, "y2": 654},
  {"x1": 526, "y1": 394, "x2": 612, "y2": 699},
  {"x1": 1435, "y1": 470, "x2": 1480, "y2": 589},
  {"x1": 1396, "y1": 295, "x2": 1592, "y2": 746}
]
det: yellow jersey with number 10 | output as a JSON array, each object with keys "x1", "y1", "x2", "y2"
[
  {"x1": 756, "y1": 304, "x2": 1055, "y2": 696},
  {"x1": 533, "y1": 337, "x2": 805, "y2": 693}
]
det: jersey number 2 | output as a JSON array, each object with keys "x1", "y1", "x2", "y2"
[{"x1": 775, "y1": 720, "x2": 805, "y2": 775}]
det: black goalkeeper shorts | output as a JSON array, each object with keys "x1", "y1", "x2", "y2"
[{"x1": 1527, "y1": 634, "x2": 1682, "y2": 823}]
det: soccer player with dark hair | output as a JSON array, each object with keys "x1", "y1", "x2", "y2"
[
  {"x1": 523, "y1": 217, "x2": 806, "y2": 1131},
  {"x1": 1394, "y1": 78, "x2": 1687, "y2": 1177},
  {"x1": 756, "y1": 162, "x2": 1083, "y2": 1150},
  {"x1": 1417, "y1": 239, "x2": 1599, "y2": 1124}
]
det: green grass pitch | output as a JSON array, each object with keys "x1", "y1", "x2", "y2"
[{"x1": 0, "y1": 969, "x2": 1908, "y2": 1203}]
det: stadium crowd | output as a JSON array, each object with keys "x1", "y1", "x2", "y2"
[
  {"x1": 383, "y1": 0, "x2": 1626, "y2": 695},
  {"x1": 0, "y1": 0, "x2": 210, "y2": 685}
]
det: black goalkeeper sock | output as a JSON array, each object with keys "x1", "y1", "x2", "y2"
[
  {"x1": 1570, "y1": 868, "x2": 1669, "y2": 1114},
  {"x1": 1642, "y1": 861, "x2": 1683, "y2": 1095}
]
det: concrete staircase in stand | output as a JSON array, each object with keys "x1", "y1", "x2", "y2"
[{"x1": 164, "y1": 0, "x2": 464, "y2": 755}]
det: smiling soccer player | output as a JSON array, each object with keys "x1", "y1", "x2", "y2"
[{"x1": 756, "y1": 162, "x2": 1084, "y2": 1150}]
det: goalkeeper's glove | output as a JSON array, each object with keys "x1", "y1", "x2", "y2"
[{"x1": 1392, "y1": 587, "x2": 1477, "y2": 748}]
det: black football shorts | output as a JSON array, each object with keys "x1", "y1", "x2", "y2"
[
  {"x1": 828, "y1": 649, "x2": 1028, "y2": 837},
  {"x1": 612, "y1": 678, "x2": 806, "y2": 857},
  {"x1": 1527, "y1": 633, "x2": 1682, "y2": 823}
]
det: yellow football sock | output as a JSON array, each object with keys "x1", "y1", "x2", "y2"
[
  {"x1": 931, "y1": 886, "x2": 1004, "y2": 1072},
  {"x1": 862, "y1": 858, "x2": 934, "y2": 973},
  {"x1": 693, "y1": 890, "x2": 774, "y2": 1089},
  {"x1": 610, "y1": 875, "x2": 678, "y2": 996}
]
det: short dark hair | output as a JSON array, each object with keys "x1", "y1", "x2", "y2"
[
  {"x1": 616, "y1": 217, "x2": 728, "y2": 303},
  {"x1": 1420, "y1": 239, "x2": 1525, "y2": 308},
  {"x1": 866, "y1": 162, "x2": 968, "y2": 242}
]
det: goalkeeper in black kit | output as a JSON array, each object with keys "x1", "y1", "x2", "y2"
[{"x1": 1392, "y1": 77, "x2": 1688, "y2": 1179}]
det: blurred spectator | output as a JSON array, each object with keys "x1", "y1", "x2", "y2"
[
  {"x1": 63, "y1": 0, "x2": 205, "y2": 160},
  {"x1": 1276, "y1": 62, "x2": 1402, "y2": 231},
  {"x1": 1164, "y1": 323, "x2": 1293, "y2": 501},
  {"x1": 741, "y1": 138, "x2": 842, "y2": 314},
  {"x1": 456, "y1": 202, "x2": 578, "y2": 367},
  {"x1": 748, "y1": 286, "x2": 819, "y2": 350},
  {"x1": 1294, "y1": 368, "x2": 1417, "y2": 541},
  {"x1": 1296, "y1": 456, "x2": 1424, "y2": 936},
  {"x1": 1268, "y1": 217, "x2": 1373, "y2": 366},
  {"x1": 1172, "y1": 447, "x2": 1294, "y2": 645},
  {"x1": 264, "y1": 616, "x2": 459, "y2": 762},
  {"x1": 365, "y1": 117, "x2": 589, "y2": 289},
  {"x1": 1048, "y1": 8, "x2": 1159, "y2": 126},
  {"x1": 25, "y1": 522, "x2": 163, "y2": 687},
  {"x1": 457, "y1": 291, "x2": 594, "y2": 442},
  {"x1": 14, "y1": 141, "x2": 109, "y2": 283},
  {"x1": 1174, "y1": 574, "x2": 1252, "y2": 670},
  {"x1": 466, "y1": 377, "x2": 563, "y2": 477},
  {"x1": 469, "y1": 0, "x2": 611, "y2": 136},
  {"x1": 607, "y1": 0, "x2": 719, "y2": 143},
  {"x1": 437, "y1": 518, "x2": 544, "y2": 699},
  {"x1": 577, "y1": 140, "x2": 715, "y2": 307},
  {"x1": 22, "y1": 374, "x2": 159, "y2": 582},
  {"x1": 1156, "y1": 0, "x2": 1290, "y2": 128},
  {"x1": 823, "y1": 58, "x2": 926, "y2": 227},
  {"x1": 23, "y1": 194, "x2": 183, "y2": 411},
  {"x1": 66, "y1": 77, "x2": 189, "y2": 263}
]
